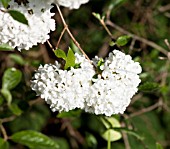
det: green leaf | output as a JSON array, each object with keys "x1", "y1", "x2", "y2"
[
  {"x1": 0, "y1": 94, "x2": 4, "y2": 105},
  {"x1": 54, "y1": 49, "x2": 67, "y2": 60},
  {"x1": 109, "y1": 41, "x2": 116, "y2": 47},
  {"x1": 2, "y1": 68, "x2": 22, "y2": 90},
  {"x1": 9, "y1": 54, "x2": 25, "y2": 65},
  {"x1": 101, "y1": 117, "x2": 121, "y2": 129},
  {"x1": 101, "y1": 117, "x2": 122, "y2": 142},
  {"x1": 0, "y1": 43, "x2": 14, "y2": 51},
  {"x1": 156, "y1": 143, "x2": 163, "y2": 149},
  {"x1": 11, "y1": 130, "x2": 59, "y2": 149},
  {"x1": 0, "y1": 138, "x2": 9, "y2": 149},
  {"x1": 0, "y1": 0, "x2": 10, "y2": 8},
  {"x1": 8, "y1": 10, "x2": 28, "y2": 25},
  {"x1": 138, "y1": 82, "x2": 159, "y2": 92},
  {"x1": 85, "y1": 133, "x2": 97, "y2": 148},
  {"x1": 70, "y1": 40, "x2": 81, "y2": 54},
  {"x1": 9, "y1": 103, "x2": 22, "y2": 116},
  {"x1": 116, "y1": 35, "x2": 131, "y2": 46},
  {"x1": 92, "y1": 12, "x2": 101, "y2": 20},
  {"x1": 0, "y1": 89, "x2": 12, "y2": 105},
  {"x1": 57, "y1": 109, "x2": 82, "y2": 118},
  {"x1": 102, "y1": 129, "x2": 122, "y2": 142},
  {"x1": 64, "y1": 48, "x2": 76, "y2": 70}
]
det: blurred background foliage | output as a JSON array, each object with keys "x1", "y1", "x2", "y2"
[{"x1": 0, "y1": 0, "x2": 170, "y2": 148}]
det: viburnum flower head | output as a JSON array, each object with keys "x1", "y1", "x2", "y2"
[
  {"x1": 0, "y1": 0, "x2": 55, "y2": 50},
  {"x1": 31, "y1": 53, "x2": 95, "y2": 112},
  {"x1": 31, "y1": 50, "x2": 142, "y2": 116},
  {"x1": 84, "y1": 50, "x2": 142, "y2": 116},
  {"x1": 53, "y1": 0, "x2": 89, "y2": 9}
]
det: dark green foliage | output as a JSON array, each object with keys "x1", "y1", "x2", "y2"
[
  {"x1": 0, "y1": 43, "x2": 14, "y2": 51},
  {"x1": 11, "y1": 130, "x2": 59, "y2": 149},
  {"x1": 0, "y1": 0, "x2": 170, "y2": 149},
  {"x1": 8, "y1": 10, "x2": 28, "y2": 25},
  {"x1": 0, "y1": 138, "x2": 9, "y2": 149}
]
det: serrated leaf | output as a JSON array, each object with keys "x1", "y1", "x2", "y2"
[
  {"x1": 11, "y1": 130, "x2": 59, "y2": 149},
  {"x1": 2, "y1": 68, "x2": 22, "y2": 90},
  {"x1": 156, "y1": 143, "x2": 163, "y2": 149},
  {"x1": 0, "y1": 89, "x2": 12, "y2": 105},
  {"x1": 54, "y1": 49, "x2": 67, "y2": 60},
  {"x1": 138, "y1": 82, "x2": 159, "y2": 92},
  {"x1": 9, "y1": 54, "x2": 25, "y2": 65},
  {"x1": 0, "y1": 0, "x2": 10, "y2": 8},
  {"x1": 64, "y1": 48, "x2": 76, "y2": 70},
  {"x1": 116, "y1": 35, "x2": 131, "y2": 46},
  {"x1": 8, "y1": 10, "x2": 28, "y2": 25},
  {"x1": 0, "y1": 43, "x2": 14, "y2": 51},
  {"x1": 9, "y1": 103, "x2": 22, "y2": 116},
  {"x1": 57, "y1": 109, "x2": 82, "y2": 118},
  {"x1": 0, "y1": 138, "x2": 9, "y2": 149}
]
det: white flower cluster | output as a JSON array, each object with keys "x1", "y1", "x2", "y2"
[
  {"x1": 0, "y1": 0, "x2": 55, "y2": 50},
  {"x1": 54, "y1": 0, "x2": 89, "y2": 9},
  {"x1": 84, "y1": 50, "x2": 142, "y2": 116},
  {"x1": 31, "y1": 50, "x2": 142, "y2": 116},
  {"x1": 0, "y1": 0, "x2": 89, "y2": 50},
  {"x1": 31, "y1": 53, "x2": 95, "y2": 112}
]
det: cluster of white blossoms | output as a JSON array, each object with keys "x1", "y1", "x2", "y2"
[
  {"x1": 31, "y1": 50, "x2": 142, "y2": 116},
  {"x1": 31, "y1": 53, "x2": 95, "y2": 112},
  {"x1": 54, "y1": 0, "x2": 89, "y2": 9},
  {"x1": 0, "y1": 0, "x2": 89, "y2": 50},
  {"x1": 84, "y1": 50, "x2": 142, "y2": 116},
  {"x1": 0, "y1": 0, "x2": 55, "y2": 50}
]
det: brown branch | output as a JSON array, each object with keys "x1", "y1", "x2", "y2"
[
  {"x1": 121, "y1": 122, "x2": 131, "y2": 149},
  {"x1": 106, "y1": 20, "x2": 168, "y2": 56},
  {"x1": 47, "y1": 40, "x2": 55, "y2": 52},
  {"x1": 29, "y1": 97, "x2": 44, "y2": 106},
  {"x1": 99, "y1": 18, "x2": 114, "y2": 39},
  {"x1": 158, "y1": 4, "x2": 170, "y2": 12},
  {"x1": 56, "y1": 27, "x2": 67, "y2": 49},
  {"x1": 128, "y1": 100, "x2": 162, "y2": 119},
  {"x1": 0, "y1": 124, "x2": 8, "y2": 141},
  {"x1": 56, "y1": 4, "x2": 91, "y2": 62},
  {"x1": 1, "y1": 115, "x2": 16, "y2": 123},
  {"x1": 164, "y1": 39, "x2": 170, "y2": 50}
]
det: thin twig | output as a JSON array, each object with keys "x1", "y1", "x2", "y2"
[
  {"x1": 0, "y1": 124, "x2": 8, "y2": 141},
  {"x1": 164, "y1": 39, "x2": 170, "y2": 50},
  {"x1": 47, "y1": 40, "x2": 55, "y2": 52},
  {"x1": 106, "y1": 20, "x2": 168, "y2": 56},
  {"x1": 121, "y1": 122, "x2": 131, "y2": 149},
  {"x1": 128, "y1": 100, "x2": 162, "y2": 119},
  {"x1": 56, "y1": 4, "x2": 91, "y2": 62},
  {"x1": 29, "y1": 97, "x2": 44, "y2": 106},
  {"x1": 158, "y1": 4, "x2": 170, "y2": 12},
  {"x1": 1, "y1": 115, "x2": 16, "y2": 123},
  {"x1": 100, "y1": 19, "x2": 114, "y2": 39},
  {"x1": 56, "y1": 27, "x2": 67, "y2": 49}
]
